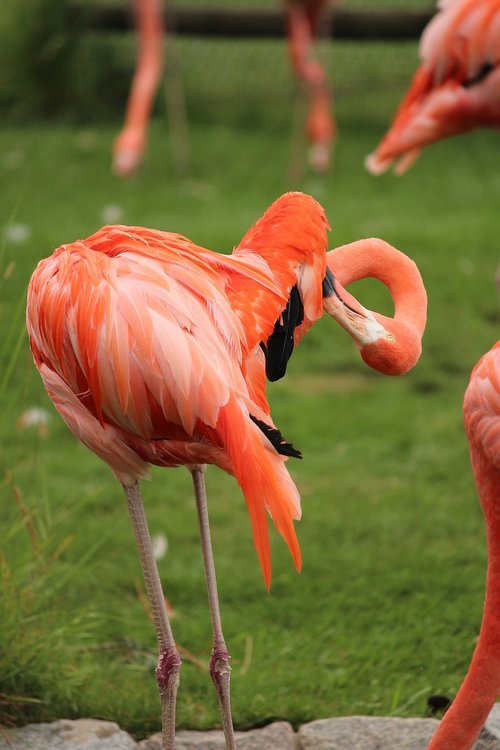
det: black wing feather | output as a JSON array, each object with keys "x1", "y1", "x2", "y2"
[
  {"x1": 250, "y1": 414, "x2": 302, "y2": 459},
  {"x1": 262, "y1": 284, "x2": 304, "y2": 382}
]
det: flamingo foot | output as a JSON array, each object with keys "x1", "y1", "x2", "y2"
[
  {"x1": 112, "y1": 129, "x2": 146, "y2": 177},
  {"x1": 209, "y1": 641, "x2": 235, "y2": 749},
  {"x1": 309, "y1": 142, "x2": 331, "y2": 173},
  {"x1": 156, "y1": 647, "x2": 182, "y2": 750}
]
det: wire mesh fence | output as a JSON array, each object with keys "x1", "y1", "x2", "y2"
[{"x1": 2, "y1": 1, "x2": 434, "y2": 125}]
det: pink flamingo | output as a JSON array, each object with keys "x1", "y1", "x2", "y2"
[
  {"x1": 366, "y1": 0, "x2": 500, "y2": 175},
  {"x1": 427, "y1": 341, "x2": 500, "y2": 750},
  {"x1": 26, "y1": 192, "x2": 426, "y2": 749}
]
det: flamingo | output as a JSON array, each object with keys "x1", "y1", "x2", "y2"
[
  {"x1": 112, "y1": 0, "x2": 164, "y2": 177},
  {"x1": 26, "y1": 192, "x2": 426, "y2": 750},
  {"x1": 427, "y1": 341, "x2": 500, "y2": 750},
  {"x1": 284, "y1": 0, "x2": 336, "y2": 173},
  {"x1": 366, "y1": 0, "x2": 500, "y2": 175}
]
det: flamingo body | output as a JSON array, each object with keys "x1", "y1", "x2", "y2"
[
  {"x1": 366, "y1": 0, "x2": 500, "y2": 175},
  {"x1": 428, "y1": 341, "x2": 500, "y2": 750},
  {"x1": 26, "y1": 193, "x2": 333, "y2": 588}
]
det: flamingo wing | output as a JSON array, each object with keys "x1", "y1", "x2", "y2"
[{"x1": 27, "y1": 234, "x2": 247, "y2": 442}]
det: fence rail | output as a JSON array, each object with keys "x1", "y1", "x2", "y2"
[{"x1": 70, "y1": 4, "x2": 435, "y2": 41}]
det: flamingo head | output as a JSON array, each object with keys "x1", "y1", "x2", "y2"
[{"x1": 323, "y1": 277, "x2": 422, "y2": 376}]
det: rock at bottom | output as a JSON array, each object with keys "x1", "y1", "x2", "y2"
[
  {"x1": 139, "y1": 720, "x2": 295, "y2": 749},
  {"x1": 299, "y1": 716, "x2": 438, "y2": 750},
  {"x1": 299, "y1": 715, "x2": 500, "y2": 750},
  {"x1": 0, "y1": 719, "x2": 138, "y2": 750}
]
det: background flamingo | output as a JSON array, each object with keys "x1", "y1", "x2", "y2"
[
  {"x1": 113, "y1": 0, "x2": 164, "y2": 177},
  {"x1": 366, "y1": 0, "x2": 500, "y2": 175},
  {"x1": 26, "y1": 191, "x2": 426, "y2": 749},
  {"x1": 427, "y1": 341, "x2": 500, "y2": 750},
  {"x1": 284, "y1": 0, "x2": 336, "y2": 173}
]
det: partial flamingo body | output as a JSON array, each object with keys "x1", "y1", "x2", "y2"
[
  {"x1": 285, "y1": 0, "x2": 336, "y2": 172},
  {"x1": 26, "y1": 192, "x2": 426, "y2": 749},
  {"x1": 113, "y1": 0, "x2": 164, "y2": 176},
  {"x1": 428, "y1": 341, "x2": 500, "y2": 750},
  {"x1": 366, "y1": 0, "x2": 500, "y2": 175}
]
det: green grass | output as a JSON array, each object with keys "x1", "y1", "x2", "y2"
[{"x1": 1, "y1": 62, "x2": 499, "y2": 738}]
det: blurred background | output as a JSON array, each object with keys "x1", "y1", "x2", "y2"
[
  {"x1": 1, "y1": 0, "x2": 430, "y2": 125},
  {"x1": 1, "y1": 0, "x2": 499, "y2": 742}
]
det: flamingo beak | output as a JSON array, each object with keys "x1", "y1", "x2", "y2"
[{"x1": 322, "y1": 273, "x2": 389, "y2": 347}]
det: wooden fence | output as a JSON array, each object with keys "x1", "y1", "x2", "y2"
[{"x1": 69, "y1": 4, "x2": 435, "y2": 41}]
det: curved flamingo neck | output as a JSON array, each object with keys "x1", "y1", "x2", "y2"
[
  {"x1": 429, "y1": 344, "x2": 500, "y2": 750},
  {"x1": 328, "y1": 238, "x2": 427, "y2": 338},
  {"x1": 428, "y1": 450, "x2": 500, "y2": 750}
]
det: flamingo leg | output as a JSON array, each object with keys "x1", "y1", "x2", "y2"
[
  {"x1": 112, "y1": 0, "x2": 164, "y2": 177},
  {"x1": 122, "y1": 480, "x2": 181, "y2": 750},
  {"x1": 190, "y1": 465, "x2": 236, "y2": 750}
]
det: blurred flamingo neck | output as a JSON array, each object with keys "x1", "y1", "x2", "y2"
[
  {"x1": 428, "y1": 455, "x2": 500, "y2": 750},
  {"x1": 328, "y1": 238, "x2": 427, "y2": 337},
  {"x1": 474, "y1": 450, "x2": 500, "y2": 509}
]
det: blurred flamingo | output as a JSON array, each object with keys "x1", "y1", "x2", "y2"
[
  {"x1": 113, "y1": 0, "x2": 164, "y2": 176},
  {"x1": 285, "y1": 0, "x2": 336, "y2": 173},
  {"x1": 26, "y1": 192, "x2": 426, "y2": 750},
  {"x1": 427, "y1": 341, "x2": 500, "y2": 750},
  {"x1": 366, "y1": 0, "x2": 500, "y2": 175}
]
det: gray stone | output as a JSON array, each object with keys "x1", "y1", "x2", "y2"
[
  {"x1": 474, "y1": 731, "x2": 500, "y2": 750},
  {"x1": 0, "y1": 719, "x2": 138, "y2": 750},
  {"x1": 298, "y1": 716, "x2": 439, "y2": 750},
  {"x1": 139, "y1": 721, "x2": 296, "y2": 750},
  {"x1": 484, "y1": 704, "x2": 500, "y2": 740},
  {"x1": 298, "y1": 714, "x2": 500, "y2": 750},
  {"x1": 7, "y1": 710, "x2": 500, "y2": 750}
]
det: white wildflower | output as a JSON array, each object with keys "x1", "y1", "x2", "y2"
[
  {"x1": 5, "y1": 223, "x2": 31, "y2": 244},
  {"x1": 101, "y1": 204, "x2": 124, "y2": 224},
  {"x1": 152, "y1": 533, "x2": 168, "y2": 560}
]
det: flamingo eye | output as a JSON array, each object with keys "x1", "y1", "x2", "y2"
[{"x1": 386, "y1": 333, "x2": 396, "y2": 343}]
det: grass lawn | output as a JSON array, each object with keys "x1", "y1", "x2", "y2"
[{"x1": 1, "y1": 58, "x2": 499, "y2": 738}]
